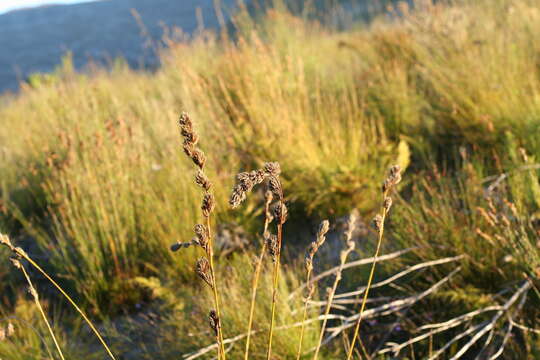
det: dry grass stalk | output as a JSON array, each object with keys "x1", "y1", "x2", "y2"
[
  {"x1": 0, "y1": 233, "x2": 117, "y2": 360},
  {"x1": 346, "y1": 165, "x2": 402, "y2": 359},
  {"x1": 313, "y1": 213, "x2": 357, "y2": 360},
  {"x1": 228, "y1": 162, "x2": 283, "y2": 359},
  {"x1": 243, "y1": 189, "x2": 273, "y2": 360},
  {"x1": 10, "y1": 256, "x2": 66, "y2": 360},
  {"x1": 171, "y1": 112, "x2": 226, "y2": 360},
  {"x1": 264, "y1": 169, "x2": 286, "y2": 360},
  {"x1": 296, "y1": 220, "x2": 329, "y2": 360}
]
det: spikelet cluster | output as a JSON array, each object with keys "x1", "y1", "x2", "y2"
[
  {"x1": 305, "y1": 220, "x2": 330, "y2": 274},
  {"x1": 229, "y1": 162, "x2": 281, "y2": 209},
  {"x1": 208, "y1": 310, "x2": 220, "y2": 336},
  {"x1": 229, "y1": 162, "x2": 287, "y2": 262},
  {"x1": 170, "y1": 112, "x2": 223, "y2": 347},
  {"x1": 372, "y1": 165, "x2": 402, "y2": 232},
  {"x1": 305, "y1": 220, "x2": 330, "y2": 294},
  {"x1": 196, "y1": 257, "x2": 214, "y2": 289},
  {"x1": 340, "y1": 213, "x2": 357, "y2": 264}
]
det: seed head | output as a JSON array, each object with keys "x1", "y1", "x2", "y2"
[
  {"x1": 306, "y1": 220, "x2": 330, "y2": 271},
  {"x1": 383, "y1": 197, "x2": 393, "y2": 212},
  {"x1": 318, "y1": 220, "x2": 330, "y2": 238},
  {"x1": 193, "y1": 224, "x2": 209, "y2": 250},
  {"x1": 196, "y1": 257, "x2": 213, "y2": 288},
  {"x1": 195, "y1": 170, "x2": 212, "y2": 191},
  {"x1": 344, "y1": 213, "x2": 356, "y2": 252},
  {"x1": 236, "y1": 172, "x2": 253, "y2": 192},
  {"x1": 382, "y1": 165, "x2": 402, "y2": 193},
  {"x1": 208, "y1": 310, "x2": 220, "y2": 336},
  {"x1": 229, "y1": 189, "x2": 247, "y2": 209},
  {"x1": 268, "y1": 176, "x2": 282, "y2": 198},
  {"x1": 264, "y1": 162, "x2": 281, "y2": 177},
  {"x1": 372, "y1": 214, "x2": 384, "y2": 232},
  {"x1": 179, "y1": 112, "x2": 192, "y2": 128},
  {"x1": 201, "y1": 193, "x2": 215, "y2": 217},
  {"x1": 249, "y1": 169, "x2": 266, "y2": 185},
  {"x1": 191, "y1": 149, "x2": 206, "y2": 169},
  {"x1": 266, "y1": 233, "x2": 279, "y2": 262},
  {"x1": 183, "y1": 142, "x2": 194, "y2": 158},
  {"x1": 272, "y1": 202, "x2": 288, "y2": 224}
]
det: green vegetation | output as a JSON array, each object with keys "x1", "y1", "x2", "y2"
[{"x1": 0, "y1": 0, "x2": 539, "y2": 358}]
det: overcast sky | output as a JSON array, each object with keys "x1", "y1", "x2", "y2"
[{"x1": 0, "y1": 0, "x2": 102, "y2": 14}]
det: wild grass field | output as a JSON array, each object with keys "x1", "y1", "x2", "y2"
[{"x1": 0, "y1": 0, "x2": 539, "y2": 359}]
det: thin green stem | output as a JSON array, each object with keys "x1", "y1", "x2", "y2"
[
  {"x1": 266, "y1": 189, "x2": 284, "y2": 360},
  {"x1": 14, "y1": 248, "x2": 117, "y2": 360},
  {"x1": 346, "y1": 192, "x2": 389, "y2": 360},
  {"x1": 244, "y1": 190, "x2": 273, "y2": 360},
  {"x1": 266, "y1": 248, "x2": 281, "y2": 360},
  {"x1": 244, "y1": 242, "x2": 267, "y2": 360},
  {"x1": 207, "y1": 216, "x2": 226, "y2": 360},
  {"x1": 19, "y1": 263, "x2": 66, "y2": 360},
  {"x1": 295, "y1": 268, "x2": 312, "y2": 360},
  {"x1": 313, "y1": 218, "x2": 355, "y2": 360}
]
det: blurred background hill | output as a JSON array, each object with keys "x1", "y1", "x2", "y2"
[{"x1": 0, "y1": 0, "x2": 387, "y2": 94}]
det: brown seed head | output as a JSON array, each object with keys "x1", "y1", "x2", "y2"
[
  {"x1": 201, "y1": 193, "x2": 215, "y2": 217},
  {"x1": 344, "y1": 213, "x2": 357, "y2": 252},
  {"x1": 183, "y1": 142, "x2": 194, "y2": 158},
  {"x1": 208, "y1": 310, "x2": 220, "y2": 336},
  {"x1": 196, "y1": 257, "x2": 213, "y2": 288},
  {"x1": 272, "y1": 202, "x2": 288, "y2": 224},
  {"x1": 383, "y1": 197, "x2": 393, "y2": 212},
  {"x1": 237, "y1": 172, "x2": 254, "y2": 192},
  {"x1": 195, "y1": 170, "x2": 212, "y2": 191},
  {"x1": 249, "y1": 169, "x2": 266, "y2": 185},
  {"x1": 264, "y1": 162, "x2": 281, "y2": 177},
  {"x1": 318, "y1": 220, "x2": 330, "y2": 239},
  {"x1": 268, "y1": 176, "x2": 282, "y2": 198},
  {"x1": 229, "y1": 189, "x2": 247, "y2": 209},
  {"x1": 306, "y1": 219, "x2": 330, "y2": 270},
  {"x1": 179, "y1": 112, "x2": 192, "y2": 128},
  {"x1": 194, "y1": 224, "x2": 209, "y2": 250},
  {"x1": 382, "y1": 165, "x2": 402, "y2": 193},
  {"x1": 372, "y1": 214, "x2": 384, "y2": 232},
  {"x1": 191, "y1": 149, "x2": 206, "y2": 169},
  {"x1": 266, "y1": 233, "x2": 279, "y2": 262}
]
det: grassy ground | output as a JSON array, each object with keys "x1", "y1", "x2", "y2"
[{"x1": 0, "y1": 0, "x2": 539, "y2": 358}]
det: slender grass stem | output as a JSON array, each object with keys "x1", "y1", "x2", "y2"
[
  {"x1": 346, "y1": 190, "x2": 389, "y2": 360},
  {"x1": 266, "y1": 188, "x2": 284, "y2": 360},
  {"x1": 207, "y1": 216, "x2": 226, "y2": 360},
  {"x1": 266, "y1": 248, "x2": 281, "y2": 360},
  {"x1": 313, "y1": 215, "x2": 355, "y2": 360},
  {"x1": 295, "y1": 267, "x2": 312, "y2": 360},
  {"x1": 19, "y1": 262, "x2": 66, "y2": 360},
  {"x1": 244, "y1": 193, "x2": 273, "y2": 360},
  {"x1": 13, "y1": 247, "x2": 117, "y2": 360}
]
